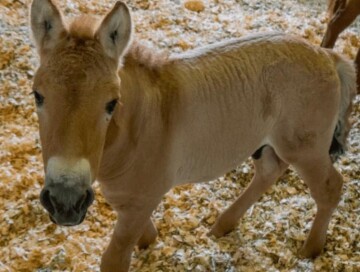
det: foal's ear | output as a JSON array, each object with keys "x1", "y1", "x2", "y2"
[
  {"x1": 30, "y1": 0, "x2": 66, "y2": 55},
  {"x1": 96, "y1": 1, "x2": 132, "y2": 62}
]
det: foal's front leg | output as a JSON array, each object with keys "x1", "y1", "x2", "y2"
[{"x1": 100, "y1": 203, "x2": 159, "y2": 272}]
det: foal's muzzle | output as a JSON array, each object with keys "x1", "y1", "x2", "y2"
[{"x1": 40, "y1": 183, "x2": 94, "y2": 226}]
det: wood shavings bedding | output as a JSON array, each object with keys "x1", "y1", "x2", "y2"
[{"x1": 0, "y1": 0, "x2": 359, "y2": 271}]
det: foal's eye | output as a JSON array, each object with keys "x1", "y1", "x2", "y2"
[
  {"x1": 106, "y1": 99, "x2": 118, "y2": 115},
  {"x1": 32, "y1": 90, "x2": 44, "y2": 107}
]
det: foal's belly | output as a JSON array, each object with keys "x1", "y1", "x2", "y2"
[
  {"x1": 175, "y1": 152, "x2": 250, "y2": 185},
  {"x1": 172, "y1": 82, "x2": 276, "y2": 186},
  {"x1": 173, "y1": 125, "x2": 266, "y2": 185}
]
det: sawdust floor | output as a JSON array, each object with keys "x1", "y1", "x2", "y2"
[{"x1": 1, "y1": 0, "x2": 360, "y2": 271}]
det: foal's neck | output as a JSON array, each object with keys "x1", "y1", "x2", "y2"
[
  {"x1": 99, "y1": 42, "x2": 178, "y2": 180},
  {"x1": 119, "y1": 41, "x2": 180, "y2": 131}
]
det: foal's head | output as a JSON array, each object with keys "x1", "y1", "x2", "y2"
[{"x1": 30, "y1": 0, "x2": 132, "y2": 226}]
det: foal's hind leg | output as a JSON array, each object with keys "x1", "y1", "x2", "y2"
[
  {"x1": 292, "y1": 156, "x2": 343, "y2": 258},
  {"x1": 209, "y1": 146, "x2": 288, "y2": 237}
]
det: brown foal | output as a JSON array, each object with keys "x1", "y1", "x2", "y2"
[{"x1": 30, "y1": 0, "x2": 356, "y2": 271}]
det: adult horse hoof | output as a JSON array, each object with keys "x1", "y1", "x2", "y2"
[{"x1": 298, "y1": 244, "x2": 323, "y2": 259}]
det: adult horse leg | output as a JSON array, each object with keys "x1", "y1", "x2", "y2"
[
  {"x1": 321, "y1": 0, "x2": 359, "y2": 48},
  {"x1": 331, "y1": 0, "x2": 347, "y2": 16},
  {"x1": 209, "y1": 145, "x2": 288, "y2": 237}
]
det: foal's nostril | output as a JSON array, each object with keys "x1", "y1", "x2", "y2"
[
  {"x1": 74, "y1": 189, "x2": 94, "y2": 212},
  {"x1": 83, "y1": 189, "x2": 94, "y2": 209},
  {"x1": 40, "y1": 189, "x2": 55, "y2": 214},
  {"x1": 74, "y1": 194, "x2": 86, "y2": 213},
  {"x1": 50, "y1": 195, "x2": 64, "y2": 213}
]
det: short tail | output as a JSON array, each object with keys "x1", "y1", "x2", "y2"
[{"x1": 329, "y1": 52, "x2": 357, "y2": 161}]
